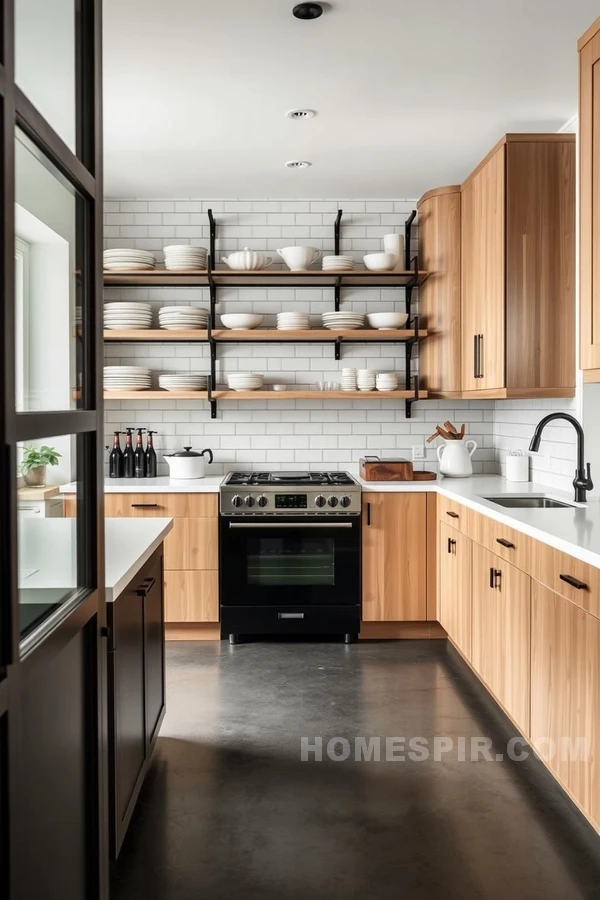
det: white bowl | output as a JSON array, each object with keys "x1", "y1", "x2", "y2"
[
  {"x1": 220, "y1": 314, "x2": 264, "y2": 330},
  {"x1": 272, "y1": 384, "x2": 287, "y2": 391},
  {"x1": 363, "y1": 253, "x2": 397, "y2": 272},
  {"x1": 366, "y1": 312, "x2": 409, "y2": 330}
]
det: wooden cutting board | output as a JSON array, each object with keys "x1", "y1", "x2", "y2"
[{"x1": 359, "y1": 457, "x2": 437, "y2": 482}]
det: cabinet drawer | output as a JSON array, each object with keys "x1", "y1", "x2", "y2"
[
  {"x1": 466, "y1": 509, "x2": 531, "y2": 572},
  {"x1": 164, "y1": 570, "x2": 218, "y2": 623},
  {"x1": 437, "y1": 494, "x2": 466, "y2": 532},
  {"x1": 531, "y1": 541, "x2": 600, "y2": 618},
  {"x1": 163, "y1": 518, "x2": 218, "y2": 571},
  {"x1": 105, "y1": 493, "x2": 217, "y2": 519}
]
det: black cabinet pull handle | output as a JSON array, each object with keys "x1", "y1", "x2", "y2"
[
  {"x1": 131, "y1": 503, "x2": 159, "y2": 508},
  {"x1": 136, "y1": 576, "x2": 156, "y2": 597},
  {"x1": 448, "y1": 537, "x2": 456, "y2": 553},
  {"x1": 473, "y1": 334, "x2": 479, "y2": 379},
  {"x1": 496, "y1": 538, "x2": 515, "y2": 549},
  {"x1": 446, "y1": 511, "x2": 459, "y2": 519},
  {"x1": 560, "y1": 574, "x2": 588, "y2": 591},
  {"x1": 367, "y1": 502, "x2": 371, "y2": 526},
  {"x1": 478, "y1": 334, "x2": 484, "y2": 378},
  {"x1": 489, "y1": 567, "x2": 501, "y2": 589}
]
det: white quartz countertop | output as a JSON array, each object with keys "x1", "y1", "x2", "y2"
[
  {"x1": 359, "y1": 474, "x2": 600, "y2": 569},
  {"x1": 60, "y1": 475, "x2": 224, "y2": 494},
  {"x1": 19, "y1": 517, "x2": 173, "y2": 602}
]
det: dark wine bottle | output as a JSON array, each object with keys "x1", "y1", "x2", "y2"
[
  {"x1": 109, "y1": 431, "x2": 124, "y2": 478},
  {"x1": 123, "y1": 428, "x2": 135, "y2": 479},
  {"x1": 145, "y1": 430, "x2": 158, "y2": 478},
  {"x1": 134, "y1": 428, "x2": 146, "y2": 478}
]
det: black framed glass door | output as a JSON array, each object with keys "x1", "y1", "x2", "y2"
[{"x1": 0, "y1": 1, "x2": 106, "y2": 897}]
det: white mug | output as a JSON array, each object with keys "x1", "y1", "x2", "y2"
[
  {"x1": 276, "y1": 246, "x2": 321, "y2": 272},
  {"x1": 383, "y1": 233, "x2": 405, "y2": 270}
]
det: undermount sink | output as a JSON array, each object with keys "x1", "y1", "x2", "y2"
[{"x1": 483, "y1": 494, "x2": 575, "y2": 510}]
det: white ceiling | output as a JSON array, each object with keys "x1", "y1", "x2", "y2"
[{"x1": 103, "y1": 0, "x2": 598, "y2": 199}]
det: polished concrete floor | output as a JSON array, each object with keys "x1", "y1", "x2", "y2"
[{"x1": 112, "y1": 641, "x2": 600, "y2": 899}]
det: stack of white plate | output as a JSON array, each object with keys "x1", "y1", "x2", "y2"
[
  {"x1": 158, "y1": 373, "x2": 208, "y2": 392},
  {"x1": 277, "y1": 312, "x2": 310, "y2": 330},
  {"x1": 322, "y1": 255, "x2": 355, "y2": 271},
  {"x1": 321, "y1": 311, "x2": 365, "y2": 330},
  {"x1": 158, "y1": 306, "x2": 209, "y2": 330},
  {"x1": 104, "y1": 302, "x2": 153, "y2": 330},
  {"x1": 226, "y1": 372, "x2": 264, "y2": 391},
  {"x1": 163, "y1": 245, "x2": 208, "y2": 271},
  {"x1": 341, "y1": 368, "x2": 357, "y2": 391},
  {"x1": 104, "y1": 366, "x2": 152, "y2": 391},
  {"x1": 357, "y1": 369, "x2": 376, "y2": 391},
  {"x1": 376, "y1": 372, "x2": 399, "y2": 391},
  {"x1": 103, "y1": 249, "x2": 156, "y2": 271}
]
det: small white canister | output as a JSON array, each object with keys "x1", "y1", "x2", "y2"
[{"x1": 505, "y1": 451, "x2": 530, "y2": 483}]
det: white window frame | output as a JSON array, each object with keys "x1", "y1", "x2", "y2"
[{"x1": 15, "y1": 235, "x2": 30, "y2": 412}]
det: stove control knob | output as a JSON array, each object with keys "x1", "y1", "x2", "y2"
[
  {"x1": 315, "y1": 495, "x2": 326, "y2": 508},
  {"x1": 245, "y1": 495, "x2": 255, "y2": 508},
  {"x1": 231, "y1": 495, "x2": 243, "y2": 508},
  {"x1": 340, "y1": 496, "x2": 352, "y2": 508},
  {"x1": 257, "y1": 495, "x2": 268, "y2": 508},
  {"x1": 327, "y1": 495, "x2": 339, "y2": 508}
]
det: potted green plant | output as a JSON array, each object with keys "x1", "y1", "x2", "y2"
[{"x1": 20, "y1": 445, "x2": 61, "y2": 487}]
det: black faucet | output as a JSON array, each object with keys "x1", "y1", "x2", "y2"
[{"x1": 529, "y1": 413, "x2": 593, "y2": 503}]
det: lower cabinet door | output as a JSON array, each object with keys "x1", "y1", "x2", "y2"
[
  {"x1": 472, "y1": 543, "x2": 531, "y2": 735},
  {"x1": 531, "y1": 581, "x2": 600, "y2": 828},
  {"x1": 109, "y1": 587, "x2": 146, "y2": 853},
  {"x1": 164, "y1": 569, "x2": 219, "y2": 622},
  {"x1": 439, "y1": 522, "x2": 472, "y2": 660},
  {"x1": 143, "y1": 554, "x2": 165, "y2": 746}
]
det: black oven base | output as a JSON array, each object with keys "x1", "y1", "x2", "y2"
[{"x1": 220, "y1": 605, "x2": 361, "y2": 643}]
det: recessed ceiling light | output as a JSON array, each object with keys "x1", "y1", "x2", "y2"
[
  {"x1": 292, "y1": 3, "x2": 323, "y2": 20},
  {"x1": 286, "y1": 109, "x2": 317, "y2": 120},
  {"x1": 285, "y1": 160, "x2": 312, "y2": 169}
]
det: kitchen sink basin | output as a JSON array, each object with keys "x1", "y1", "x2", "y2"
[{"x1": 483, "y1": 495, "x2": 575, "y2": 510}]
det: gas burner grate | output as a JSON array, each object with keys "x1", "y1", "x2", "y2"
[{"x1": 225, "y1": 470, "x2": 357, "y2": 487}]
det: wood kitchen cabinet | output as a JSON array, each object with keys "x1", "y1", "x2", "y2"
[
  {"x1": 362, "y1": 492, "x2": 427, "y2": 621},
  {"x1": 531, "y1": 581, "x2": 600, "y2": 829},
  {"x1": 438, "y1": 522, "x2": 472, "y2": 660},
  {"x1": 579, "y1": 18, "x2": 600, "y2": 381},
  {"x1": 471, "y1": 543, "x2": 531, "y2": 735},
  {"x1": 419, "y1": 134, "x2": 575, "y2": 399}
]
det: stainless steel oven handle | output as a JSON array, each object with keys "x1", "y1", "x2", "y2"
[{"x1": 228, "y1": 522, "x2": 354, "y2": 529}]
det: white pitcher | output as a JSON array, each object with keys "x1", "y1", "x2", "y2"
[{"x1": 437, "y1": 439, "x2": 477, "y2": 478}]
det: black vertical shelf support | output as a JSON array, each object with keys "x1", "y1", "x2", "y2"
[
  {"x1": 334, "y1": 209, "x2": 342, "y2": 255},
  {"x1": 207, "y1": 268, "x2": 217, "y2": 418},
  {"x1": 404, "y1": 209, "x2": 416, "y2": 270},
  {"x1": 208, "y1": 208, "x2": 216, "y2": 267},
  {"x1": 404, "y1": 314, "x2": 421, "y2": 418}
]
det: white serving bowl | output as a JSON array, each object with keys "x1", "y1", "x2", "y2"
[
  {"x1": 366, "y1": 312, "x2": 409, "y2": 330},
  {"x1": 220, "y1": 314, "x2": 264, "y2": 330},
  {"x1": 363, "y1": 253, "x2": 397, "y2": 272}
]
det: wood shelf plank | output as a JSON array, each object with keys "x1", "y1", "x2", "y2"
[
  {"x1": 103, "y1": 389, "x2": 427, "y2": 401},
  {"x1": 104, "y1": 391, "x2": 209, "y2": 400},
  {"x1": 103, "y1": 328, "x2": 428, "y2": 342},
  {"x1": 104, "y1": 269, "x2": 428, "y2": 288}
]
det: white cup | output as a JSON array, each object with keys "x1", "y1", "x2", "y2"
[
  {"x1": 383, "y1": 234, "x2": 405, "y2": 269},
  {"x1": 506, "y1": 454, "x2": 530, "y2": 483}
]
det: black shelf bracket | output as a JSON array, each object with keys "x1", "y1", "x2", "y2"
[
  {"x1": 334, "y1": 209, "x2": 343, "y2": 255},
  {"x1": 335, "y1": 337, "x2": 342, "y2": 361},
  {"x1": 405, "y1": 375, "x2": 420, "y2": 419},
  {"x1": 404, "y1": 313, "x2": 421, "y2": 419},
  {"x1": 404, "y1": 254, "x2": 419, "y2": 318},
  {"x1": 206, "y1": 272, "x2": 218, "y2": 418},
  {"x1": 206, "y1": 373, "x2": 217, "y2": 419},
  {"x1": 334, "y1": 275, "x2": 342, "y2": 312},
  {"x1": 404, "y1": 209, "x2": 416, "y2": 270},
  {"x1": 207, "y1": 208, "x2": 216, "y2": 265}
]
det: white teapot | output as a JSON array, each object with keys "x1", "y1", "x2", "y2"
[
  {"x1": 221, "y1": 247, "x2": 273, "y2": 271},
  {"x1": 437, "y1": 439, "x2": 477, "y2": 478}
]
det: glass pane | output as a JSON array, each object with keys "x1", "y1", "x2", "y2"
[
  {"x1": 15, "y1": 129, "x2": 85, "y2": 412},
  {"x1": 15, "y1": 0, "x2": 76, "y2": 151},
  {"x1": 17, "y1": 434, "x2": 83, "y2": 646},
  {"x1": 247, "y1": 537, "x2": 335, "y2": 586}
]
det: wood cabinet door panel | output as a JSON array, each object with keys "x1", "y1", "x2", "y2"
[
  {"x1": 143, "y1": 554, "x2": 165, "y2": 746},
  {"x1": 163, "y1": 517, "x2": 218, "y2": 571},
  {"x1": 164, "y1": 570, "x2": 218, "y2": 623},
  {"x1": 580, "y1": 31, "x2": 600, "y2": 374},
  {"x1": 466, "y1": 509, "x2": 532, "y2": 573},
  {"x1": 530, "y1": 540, "x2": 600, "y2": 619},
  {"x1": 362, "y1": 493, "x2": 427, "y2": 621},
  {"x1": 105, "y1": 493, "x2": 217, "y2": 519},
  {"x1": 461, "y1": 147, "x2": 506, "y2": 392},
  {"x1": 439, "y1": 522, "x2": 472, "y2": 660}
]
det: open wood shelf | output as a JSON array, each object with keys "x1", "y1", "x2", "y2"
[
  {"x1": 103, "y1": 328, "x2": 428, "y2": 342},
  {"x1": 103, "y1": 389, "x2": 427, "y2": 402},
  {"x1": 104, "y1": 269, "x2": 428, "y2": 288}
]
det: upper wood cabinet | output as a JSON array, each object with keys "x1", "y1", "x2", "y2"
[
  {"x1": 362, "y1": 492, "x2": 427, "y2": 621},
  {"x1": 579, "y1": 18, "x2": 600, "y2": 381},
  {"x1": 419, "y1": 134, "x2": 576, "y2": 400},
  {"x1": 417, "y1": 186, "x2": 462, "y2": 397}
]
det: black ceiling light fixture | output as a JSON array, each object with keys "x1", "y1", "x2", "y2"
[{"x1": 293, "y1": 3, "x2": 323, "y2": 20}]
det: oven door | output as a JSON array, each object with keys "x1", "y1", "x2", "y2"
[{"x1": 220, "y1": 515, "x2": 361, "y2": 607}]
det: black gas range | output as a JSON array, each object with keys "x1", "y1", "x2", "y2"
[{"x1": 219, "y1": 471, "x2": 362, "y2": 643}]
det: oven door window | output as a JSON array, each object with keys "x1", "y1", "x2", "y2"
[{"x1": 248, "y1": 536, "x2": 335, "y2": 587}]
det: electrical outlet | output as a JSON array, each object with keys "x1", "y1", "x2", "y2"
[{"x1": 412, "y1": 444, "x2": 425, "y2": 461}]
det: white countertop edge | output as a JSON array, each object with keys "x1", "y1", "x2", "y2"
[
  {"x1": 106, "y1": 517, "x2": 173, "y2": 602},
  {"x1": 60, "y1": 475, "x2": 225, "y2": 494}
]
